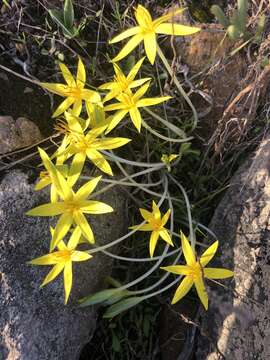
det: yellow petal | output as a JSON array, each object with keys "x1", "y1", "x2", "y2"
[
  {"x1": 129, "y1": 107, "x2": 142, "y2": 132},
  {"x1": 159, "y1": 229, "x2": 174, "y2": 246},
  {"x1": 51, "y1": 213, "x2": 73, "y2": 251},
  {"x1": 80, "y1": 200, "x2": 114, "y2": 214},
  {"x1": 129, "y1": 78, "x2": 151, "y2": 88},
  {"x1": 67, "y1": 226, "x2": 82, "y2": 249},
  {"x1": 133, "y1": 81, "x2": 150, "y2": 101},
  {"x1": 64, "y1": 261, "x2": 73, "y2": 304},
  {"x1": 161, "y1": 209, "x2": 171, "y2": 226},
  {"x1": 135, "y1": 5, "x2": 153, "y2": 27},
  {"x1": 129, "y1": 223, "x2": 153, "y2": 231},
  {"x1": 105, "y1": 110, "x2": 128, "y2": 134},
  {"x1": 71, "y1": 250, "x2": 92, "y2": 262},
  {"x1": 50, "y1": 185, "x2": 59, "y2": 203},
  {"x1": 59, "y1": 62, "x2": 75, "y2": 86},
  {"x1": 26, "y1": 202, "x2": 66, "y2": 216},
  {"x1": 104, "y1": 103, "x2": 126, "y2": 111},
  {"x1": 152, "y1": 200, "x2": 161, "y2": 219},
  {"x1": 76, "y1": 57, "x2": 86, "y2": 88},
  {"x1": 86, "y1": 149, "x2": 113, "y2": 175},
  {"x1": 144, "y1": 32, "x2": 157, "y2": 65},
  {"x1": 73, "y1": 211, "x2": 95, "y2": 243},
  {"x1": 74, "y1": 176, "x2": 102, "y2": 201},
  {"x1": 81, "y1": 89, "x2": 101, "y2": 102},
  {"x1": 35, "y1": 177, "x2": 51, "y2": 191},
  {"x1": 112, "y1": 34, "x2": 144, "y2": 63},
  {"x1": 181, "y1": 231, "x2": 196, "y2": 266},
  {"x1": 29, "y1": 253, "x2": 61, "y2": 265},
  {"x1": 41, "y1": 82, "x2": 68, "y2": 96},
  {"x1": 171, "y1": 276, "x2": 193, "y2": 304},
  {"x1": 149, "y1": 231, "x2": 159, "y2": 258},
  {"x1": 72, "y1": 99, "x2": 82, "y2": 117},
  {"x1": 156, "y1": 23, "x2": 200, "y2": 36},
  {"x1": 153, "y1": 8, "x2": 185, "y2": 27},
  {"x1": 204, "y1": 268, "x2": 234, "y2": 279},
  {"x1": 136, "y1": 96, "x2": 171, "y2": 107},
  {"x1": 127, "y1": 57, "x2": 145, "y2": 81},
  {"x1": 194, "y1": 276, "x2": 208, "y2": 310},
  {"x1": 68, "y1": 152, "x2": 86, "y2": 187},
  {"x1": 52, "y1": 97, "x2": 75, "y2": 118},
  {"x1": 109, "y1": 26, "x2": 140, "y2": 43},
  {"x1": 91, "y1": 137, "x2": 131, "y2": 150},
  {"x1": 161, "y1": 265, "x2": 190, "y2": 275},
  {"x1": 41, "y1": 263, "x2": 65, "y2": 287},
  {"x1": 139, "y1": 208, "x2": 153, "y2": 221},
  {"x1": 200, "y1": 241, "x2": 219, "y2": 267}
]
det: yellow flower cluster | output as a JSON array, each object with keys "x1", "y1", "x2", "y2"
[{"x1": 27, "y1": 4, "x2": 233, "y2": 309}]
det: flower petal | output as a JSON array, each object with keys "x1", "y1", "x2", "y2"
[
  {"x1": 161, "y1": 265, "x2": 190, "y2": 275},
  {"x1": 181, "y1": 231, "x2": 196, "y2": 266},
  {"x1": 52, "y1": 97, "x2": 75, "y2": 118},
  {"x1": 129, "y1": 78, "x2": 151, "y2": 88},
  {"x1": 26, "y1": 202, "x2": 66, "y2": 216},
  {"x1": 129, "y1": 107, "x2": 142, "y2": 132},
  {"x1": 204, "y1": 268, "x2": 234, "y2": 279},
  {"x1": 41, "y1": 83, "x2": 68, "y2": 96},
  {"x1": 171, "y1": 276, "x2": 193, "y2": 304},
  {"x1": 51, "y1": 213, "x2": 73, "y2": 251},
  {"x1": 59, "y1": 62, "x2": 75, "y2": 86},
  {"x1": 68, "y1": 152, "x2": 86, "y2": 187},
  {"x1": 73, "y1": 211, "x2": 95, "y2": 243},
  {"x1": 112, "y1": 34, "x2": 144, "y2": 63},
  {"x1": 29, "y1": 253, "x2": 60, "y2": 265},
  {"x1": 80, "y1": 200, "x2": 114, "y2": 214},
  {"x1": 109, "y1": 26, "x2": 140, "y2": 44},
  {"x1": 137, "y1": 96, "x2": 171, "y2": 107},
  {"x1": 129, "y1": 223, "x2": 153, "y2": 231},
  {"x1": 153, "y1": 8, "x2": 185, "y2": 27},
  {"x1": 156, "y1": 23, "x2": 200, "y2": 36},
  {"x1": 87, "y1": 149, "x2": 113, "y2": 175},
  {"x1": 104, "y1": 103, "x2": 126, "y2": 111},
  {"x1": 74, "y1": 176, "x2": 102, "y2": 201},
  {"x1": 149, "y1": 230, "x2": 159, "y2": 258},
  {"x1": 127, "y1": 57, "x2": 145, "y2": 81},
  {"x1": 159, "y1": 229, "x2": 174, "y2": 246},
  {"x1": 105, "y1": 110, "x2": 128, "y2": 134},
  {"x1": 144, "y1": 32, "x2": 157, "y2": 65},
  {"x1": 200, "y1": 241, "x2": 219, "y2": 267},
  {"x1": 71, "y1": 250, "x2": 92, "y2": 262},
  {"x1": 139, "y1": 208, "x2": 152, "y2": 221},
  {"x1": 161, "y1": 209, "x2": 171, "y2": 226},
  {"x1": 67, "y1": 226, "x2": 82, "y2": 249},
  {"x1": 41, "y1": 263, "x2": 65, "y2": 287},
  {"x1": 194, "y1": 276, "x2": 208, "y2": 310},
  {"x1": 72, "y1": 99, "x2": 82, "y2": 117},
  {"x1": 64, "y1": 261, "x2": 73, "y2": 304},
  {"x1": 76, "y1": 57, "x2": 86, "y2": 88},
  {"x1": 133, "y1": 81, "x2": 151, "y2": 101},
  {"x1": 135, "y1": 5, "x2": 153, "y2": 27},
  {"x1": 91, "y1": 137, "x2": 131, "y2": 150},
  {"x1": 152, "y1": 200, "x2": 161, "y2": 219}
]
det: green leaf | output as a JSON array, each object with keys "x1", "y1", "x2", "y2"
[
  {"x1": 112, "y1": 332, "x2": 121, "y2": 352},
  {"x1": 103, "y1": 297, "x2": 144, "y2": 318},
  {"x1": 49, "y1": 9, "x2": 75, "y2": 38},
  {"x1": 237, "y1": 0, "x2": 248, "y2": 33},
  {"x1": 78, "y1": 288, "x2": 130, "y2": 307},
  {"x1": 64, "y1": 0, "x2": 74, "y2": 29},
  {"x1": 210, "y1": 5, "x2": 229, "y2": 28}
]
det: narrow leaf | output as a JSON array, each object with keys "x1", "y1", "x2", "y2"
[
  {"x1": 78, "y1": 288, "x2": 130, "y2": 307},
  {"x1": 103, "y1": 297, "x2": 144, "y2": 318},
  {"x1": 64, "y1": 0, "x2": 74, "y2": 29}
]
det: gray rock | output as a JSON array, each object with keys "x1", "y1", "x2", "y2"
[
  {"x1": 196, "y1": 135, "x2": 270, "y2": 359},
  {"x1": 0, "y1": 170, "x2": 127, "y2": 360},
  {"x1": 0, "y1": 116, "x2": 42, "y2": 154}
]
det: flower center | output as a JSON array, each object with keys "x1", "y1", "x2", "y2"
[
  {"x1": 149, "y1": 218, "x2": 162, "y2": 231},
  {"x1": 188, "y1": 262, "x2": 203, "y2": 280},
  {"x1": 55, "y1": 249, "x2": 72, "y2": 262},
  {"x1": 65, "y1": 86, "x2": 82, "y2": 99},
  {"x1": 64, "y1": 201, "x2": 80, "y2": 213}
]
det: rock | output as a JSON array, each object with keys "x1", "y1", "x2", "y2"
[
  {"x1": 196, "y1": 135, "x2": 270, "y2": 359},
  {"x1": 0, "y1": 115, "x2": 42, "y2": 154},
  {"x1": 0, "y1": 170, "x2": 127, "y2": 360}
]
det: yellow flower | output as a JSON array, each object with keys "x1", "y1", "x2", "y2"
[
  {"x1": 86, "y1": 103, "x2": 111, "y2": 128},
  {"x1": 100, "y1": 57, "x2": 151, "y2": 102},
  {"x1": 104, "y1": 82, "x2": 171, "y2": 133},
  {"x1": 161, "y1": 154, "x2": 179, "y2": 171},
  {"x1": 110, "y1": 5, "x2": 200, "y2": 64},
  {"x1": 130, "y1": 201, "x2": 173, "y2": 257},
  {"x1": 56, "y1": 112, "x2": 131, "y2": 185},
  {"x1": 41, "y1": 58, "x2": 101, "y2": 117},
  {"x1": 161, "y1": 232, "x2": 234, "y2": 310},
  {"x1": 29, "y1": 226, "x2": 91, "y2": 304},
  {"x1": 26, "y1": 153, "x2": 113, "y2": 250}
]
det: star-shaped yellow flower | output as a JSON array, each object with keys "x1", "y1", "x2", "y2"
[
  {"x1": 161, "y1": 232, "x2": 234, "y2": 310},
  {"x1": 130, "y1": 201, "x2": 173, "y2": 257},
  {"x1": 56, "y1": 112, "x2": 131, "y2": 185},
  {"x1": 41, "y1": 58, "x2": 101, "y2": 117},
  {"x1": 110, "y1": 5, "x2": 200, "y2": 64},
  {"x1": 27, "y1": 149, "x2": 113, "y2": 250},
  {"x1": 104, "y1": 82, "x2": 171, "y2": 133},
  {"x1": 100, "y1": 57, "x2": 151, "y2": 102},
  {"x1": 29, "y1": 226, "x2": 91, "y2": 304}
]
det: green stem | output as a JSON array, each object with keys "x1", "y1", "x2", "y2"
[{"x1": 156, "y1": 44, "x2": 198, "y2": 131}]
